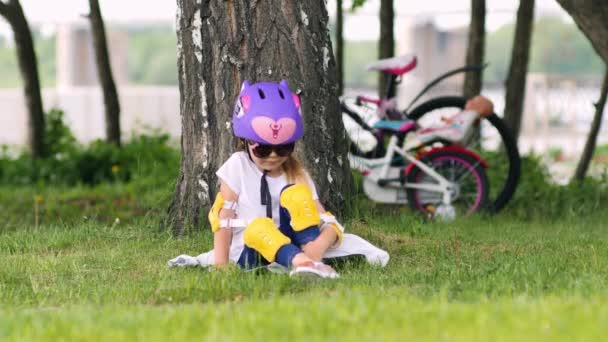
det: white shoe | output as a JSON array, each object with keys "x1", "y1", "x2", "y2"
[{"x1": 289, "y1": 261, "x2": 340, "y2": 279}]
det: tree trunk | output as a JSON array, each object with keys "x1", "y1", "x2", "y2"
[
  {"x1": 88, "y1": 0, "x2": 121, "y2": 146},
  {"x1": 335, "y1": 0, "x2": 344, "y2": 96},
  {"x1": 503, "y1": 0, "x2": 535, "y2": 140},
  {"x1": 556, "y1": 0, "x2": 608, "y2": 65},
  {"x1": 378, "y1": 0, "x2": 394, "y2": 99},
  {"x1": 0, "y1": 0, "x2": 45, "y2": 158},
  {"x1": 463, "y1": 0, "x2": 486, "y2": 99},
  {"x1": 167, "y1": 1, "x2": 352, "y2": 235},
  {"x1": 572, "y1": 68, "x2": 608, "y2": 182}
]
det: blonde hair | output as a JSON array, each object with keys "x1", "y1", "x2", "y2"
[
  {"x1": 282, "y1": 155, "x2": 307, "y2": 184},
  {"x1": 236, "y1": 139, "x2": 308, "y2": 184}
]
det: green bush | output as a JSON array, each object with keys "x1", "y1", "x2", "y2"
[
  {"x1": 0, "y1": 109, "x2": 179, "y2": 186},
  {"x1": 496, "y1": 154, "x2": 608, "y2": 220}
]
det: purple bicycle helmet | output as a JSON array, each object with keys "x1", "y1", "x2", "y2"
[{"x1": 232, "y1": 80, "x2": 303, "y2": 145}]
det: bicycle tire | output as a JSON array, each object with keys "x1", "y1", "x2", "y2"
[
  {"x1": 406, "y1": 149, "x2": 490, "y2": 218},
  {"x1": 407, "y1": 96, "x2": 521, "y2": 213}
]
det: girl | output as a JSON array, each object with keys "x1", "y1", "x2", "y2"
[{"x1": 206, "y1": 80, "x2": 390, "y2": 278}]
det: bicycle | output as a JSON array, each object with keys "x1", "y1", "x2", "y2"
[
  {"x1": 341, "y1": 54, "x2": 521, "y2": 214},
  {"x1": 347, "y1": 111, "x2": 490, "y2": 219}
]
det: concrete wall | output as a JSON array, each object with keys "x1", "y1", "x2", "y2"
[
  {"x1": 396, "y1": 19, "x2": 468, "y2": 106},
  {"x1": 56, "y1": 24, "x2": 129, "y2": 87},
  {"x1": 0, "y1": 86, "x2": 180, "y2": 147}
]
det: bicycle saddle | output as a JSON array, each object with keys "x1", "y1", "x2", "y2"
[
  {"x1": 366, "y1": 54, "x2": 418, "y2": 76},
  {"x1": 373, "y1": 119, "x2": 416, "y2": 133}
]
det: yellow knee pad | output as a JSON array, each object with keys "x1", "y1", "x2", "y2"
[
  {"x1": 280, "y1": 184, "x2": 321, "y2": 231},
  {"x1": 243, "y1": 218, "x2": 291, "y2": 262},
  {"x1": 208, "y1": 193, "x2": 224, "y2": 233}
]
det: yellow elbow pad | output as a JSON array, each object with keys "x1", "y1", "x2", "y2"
[
  {"x1": 243, "y1": 218, "x2": 291, "y2": 262},
  {"x1": 208, "y1": 193, "x2": 224, "y2": 233},
  {"x1": 321, "y1": 212, "x2": 344, "y2": 248},
  {"x1": 279, "y1": 184, "x2": 321, "y2": 231}
]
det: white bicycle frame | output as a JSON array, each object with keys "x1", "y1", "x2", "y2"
[{"x1": 348, "y1": 134, "x2": 455, "y2": 205}]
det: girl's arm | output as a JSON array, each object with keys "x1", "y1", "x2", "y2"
[
  {"x1": 301, "y1": 200, "x2": 340, "y2": 261},
  {"x1": 213, "y1": 181, "x2": 238, "y2": 267}
]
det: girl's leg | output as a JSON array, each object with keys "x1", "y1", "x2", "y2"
[
  {"x1": 279, "y1": 184, "x2": 338, "y2": 261},
  {"x1": 237, "y1": 245, "x2": 267, "y2": 269},
  {"x1": 242, "y1": 217, "x2": 303, "y2": 268},
  {"x1": 242, "y1": 217, "x2": 338, "y2": 278},
  {"x1": 279, "y1": 184, "x2": 321, "y2": 248}
]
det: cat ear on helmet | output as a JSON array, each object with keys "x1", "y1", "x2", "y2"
[
  {"x1": 241, "y1": 80, "x2": 251, "y2": 91},
  {"x1": 240, "y1": 95, "x2": 251, "y2": 112},
  {"x1": 292, "y1": 94, "x2": 301, "y2": 110},
  {"x1": 279, "y1": 79, "x2": 300, "y2": 110}
]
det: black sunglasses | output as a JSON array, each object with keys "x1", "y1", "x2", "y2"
[{"x1": 247, "y1": 140, "x2": 295, "y2": 158}]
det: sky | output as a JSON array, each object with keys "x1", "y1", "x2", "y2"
[{"x1": 0, "y1": 0, "x2": 570, "y2": 40}]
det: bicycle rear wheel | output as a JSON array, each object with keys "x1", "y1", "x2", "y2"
[{"x1": 407, "y1": 96, "x2": 521, "y2": 213}]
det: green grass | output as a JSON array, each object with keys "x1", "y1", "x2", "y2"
[
  {"x1": 1, "y1": 151, "x2": 608, "y2": 340},
  {"x1": 1, "y1": 207, "x2": 607, "y2": 340}
]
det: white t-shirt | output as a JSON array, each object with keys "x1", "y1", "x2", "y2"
[
  {"x1": 215, "y1": 151, "x2": 319, "y2": 262},
  {"x1": 216, "y1": 151, "x2": 319, "y2": 227}
]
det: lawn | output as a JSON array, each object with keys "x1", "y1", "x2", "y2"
[{"x1": 1, "y1": 195, "x2": 607, "y2": 341}]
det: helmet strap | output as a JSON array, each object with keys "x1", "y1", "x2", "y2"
[
  {"x1": 260, "y1": 170, "x2": 272, "y2": 218},
  {"x1": 244, "y1": 140, "x2": 273, "y2": 219}
]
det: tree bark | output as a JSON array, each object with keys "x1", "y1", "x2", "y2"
[
  {"x1": 0, "y1": 0, "x2": 45, "y2": 158},
  {"x1": 572, "y1": 68, "x2": 608, "y2": 181},
  {"x1": 503, "y1": 0, "x2": 535, "y2": 140},
  {"x1": 335, "y1": 0, "x2": 344, "y2": 96},
  {"x1": 556, "y1": 0, "x2": 608, "y2": 65},
  {"x1": 88, "y1": 0, "x2": 121, "y2": 146},
  {"x1": 167, "y1": 1, "x2": 352, "y2": 235},
  {"x1": 463, "y1": 0, "x2": 486, "y2": 99},
  {"x1": 378, "y1": 0, "x2": 394, "y2": 99}
]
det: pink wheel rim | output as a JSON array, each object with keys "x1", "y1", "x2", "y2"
[{"x1": 413, "y1": 155, "x2": 484, "y2": 216}]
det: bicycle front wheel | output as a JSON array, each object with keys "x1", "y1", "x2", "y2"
[
  {"x1": 406, "y1": 150, "x2": 490, "y2": 218},
  {"x1": 407, "y1": 96, "x2": 521, "y2": 213}
]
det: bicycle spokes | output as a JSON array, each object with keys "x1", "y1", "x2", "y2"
[{"x1": 406, "y1": 151, "x2": 490, "y2": 217}]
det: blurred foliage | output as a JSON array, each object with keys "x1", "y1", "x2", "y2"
[
  {"x1": 126, "y1": 27, "x2": 177, "y2": 85},
  {"x1": 342, "y1": 41, "x2": 378, "y2": 88},
  {"x1": 489, "y1": 153, "x2": 608, "y2": 220},
  {"x1": 593, "y1": 144, "x2": 608, "y2": 156},
  {"x1": 350, "y1": 0, "x2": 367, "y2": 11},
  {"x1": 0, "y1": 30, "x2": 55, "y2": 87},
  {"x1": 0, "y1": 26, "x2": 177, "y2": 88},
  {"x1": 0, "y1": 109, "x2": 179, "y2": 186},
  {"x1": 0, "y1": 17, "x2": 602, "y2": 89},
  {"x1": 486, "y1": 16, "x2": 604, "y2": 83}
]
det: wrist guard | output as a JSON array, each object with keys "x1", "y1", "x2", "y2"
[{"x1": 208, "y1": 193, "x2": 239, "y2": 232}]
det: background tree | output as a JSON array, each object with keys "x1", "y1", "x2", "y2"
[
  {"x1": 572, "y1": 68, "x2": 608, "y2": 181},
  {"x1": 556, "y1": 0, "x2": 608, "y2": 64},
  {"x1": 335, "y1": 0, "x2": 344, "y2": 95},
  {"x1": 463, "y1": 0, "x2": 486, "y2": 99},
  {"x1": 503, "y1": 0, "x2": 535, "y2": 140},
  {"x1": 167, "y1": 1, "x2": 352, "y2": 235},
  {"x1": 377, "y1": 0, "x2": 394, "y2": 99},
  {"x1": 87, "y1": 0, "x2": 121, "y2": 146},
  {"x1": 0, "y1": 0, "x2": 45, "y2": 158}
]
